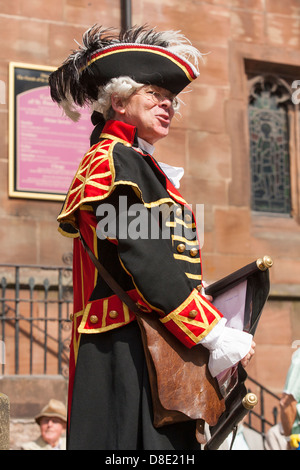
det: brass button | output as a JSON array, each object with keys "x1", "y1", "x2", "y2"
[
  {"x1": 185, "y1": 214, "x2": 192, "y2": 222},
  {"x1": 109, "y1": 310, "x2": 118, "y2": 319},
  {"x1": 175, "y1": 207, "x2": 182, "y2": 217},
  {"x1": 190, "y1": 248, "x2": 198, "y2": 257},
  {"x1": 177, "y1": 243, "x2": 186, "y2": 253},
  {"x1": 69, "y1": 313, "x2": 74, "y2": 321},
  {"x1": 188, "y1": 310, "x2": 198, "y2": 319},
  {"x1": 90, "y1": 315, "x2": 99, "y2": 324}
]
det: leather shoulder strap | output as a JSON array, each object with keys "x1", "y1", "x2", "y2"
[{"x1": 79, "y1": 231, "x2": 142, "y2": 315}]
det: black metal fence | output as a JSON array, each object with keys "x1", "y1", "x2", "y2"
[
  {"x1": 0, "y1": 263, "x2": 280, "y2": 446},
  {"x1": 0, "y1": 263, "x2": 72, "y2": 377},
  {"x1": 246, "y1": 376, "x2": 281, "y2": 447}
]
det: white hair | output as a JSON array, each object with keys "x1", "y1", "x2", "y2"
[
  {"x1": 92, "y1": 76, "x2": 181, "y2": 120},
  {"x1": 92, "y1": 76, "x2": 143, "y2": 120}
]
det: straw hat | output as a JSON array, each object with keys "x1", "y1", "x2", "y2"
[{"x1": 35, "y1": 399, "x2": 67, "y2": 424}]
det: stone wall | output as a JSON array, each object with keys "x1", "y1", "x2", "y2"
[{"x1": 0, "y1": 393, "x2": 9, "y2": 450}]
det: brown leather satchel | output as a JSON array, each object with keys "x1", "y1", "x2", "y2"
[{"x1": 136, "y1": 311, "x2": 225, "y2": 444}]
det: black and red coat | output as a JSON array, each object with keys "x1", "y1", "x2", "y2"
[{"x1": 58, "y1": 119, "x2": 223, "y2": 406}]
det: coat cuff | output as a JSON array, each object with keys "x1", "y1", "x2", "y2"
[{"x1": 160, "y1": 288, "x2": 223, "y2": 348}]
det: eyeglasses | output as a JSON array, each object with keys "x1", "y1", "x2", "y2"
[{"x1": 137, "y1": 88, "x2": 179, "y2": 109}]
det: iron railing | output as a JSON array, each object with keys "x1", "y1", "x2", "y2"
[
  {"x1": 0, "y1": 263, "x2": 72, "y2": 377},
  {"x1": 245, "y1": 376, "x2": 281, "y2": 447},
  {"x1": 0, "y1": 263, "x2": 280, "y2": 445}
]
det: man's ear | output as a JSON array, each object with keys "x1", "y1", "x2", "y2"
[{"x1": 111, "y1": 94, "x2": 126, "y2": 115}]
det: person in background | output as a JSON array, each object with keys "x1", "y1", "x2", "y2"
[
  {"x1": 21, "y1": 399, "x2": 67, "y2": 450},
  {"x1": 224, "y1": 418, "x2": 264, "y2": 450},
  {"x1": 264, "y1": 347, "x2": 300, "y2": 451},
  {"x1": 265, "y1": 423, "x2": 288, "y2": 450},
  {"x1": 280, "y1": 347, "x2": 300, "y2": 449}
]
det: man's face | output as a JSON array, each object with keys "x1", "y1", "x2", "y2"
[
  {"x1": 39, "y1": 416, "x2": 66, "y2": 447},
  {"x1": 117, "y1": 85, "x2": 177, "y2": 144}
]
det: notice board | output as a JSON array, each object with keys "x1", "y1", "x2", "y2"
[{"x1": 9, "y1": 62, "x2": 93, "y2": 201}]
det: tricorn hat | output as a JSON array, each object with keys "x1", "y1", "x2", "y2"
[
  {"x1": 35, "y1": 399, "x2": 67, "y2": 424},
  {"x1": 49, "y1": 25, "x2": 202, "y2": 120}
]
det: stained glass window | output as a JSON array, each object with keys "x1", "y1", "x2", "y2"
[{"x1": 248, "y1": 76, "x2": 291, "y2": 214}]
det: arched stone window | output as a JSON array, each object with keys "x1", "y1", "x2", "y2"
[{"x1": 248, "y1": 75, "x2": 292, "y2": 214}]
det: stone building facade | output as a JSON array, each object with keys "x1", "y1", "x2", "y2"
[{"x1": 1, "y1": 0, "x2": 300, "y2": 429}]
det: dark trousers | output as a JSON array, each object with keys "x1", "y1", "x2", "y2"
[{"x1": 67, "y1": 321, "x2": 201, "y2": 450}]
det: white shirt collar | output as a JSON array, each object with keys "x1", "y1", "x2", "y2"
[
  {"x1": 137, "y1": 137, "x2": 184, "y2": 189},
  {"x1": 137, "y1": 137, "x2": 154, "y2": 155}
]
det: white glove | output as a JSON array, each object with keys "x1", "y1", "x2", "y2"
[{"x1": 200, "y1": 318, "x2": 253, "y2": 377}]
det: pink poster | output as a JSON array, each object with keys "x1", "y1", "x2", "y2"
[{"x1": 16, "y1": 85, "x2": 93, "y2": 196}]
